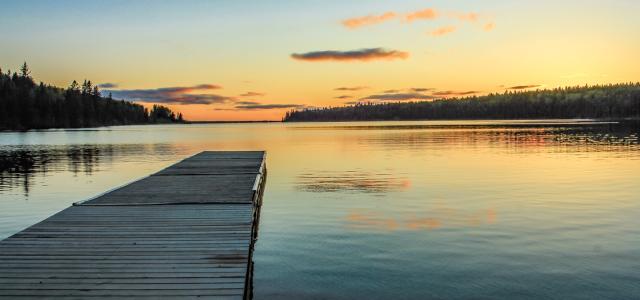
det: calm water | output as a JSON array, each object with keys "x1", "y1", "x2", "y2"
[{"x1": 1, "y1": 120, "x2": 639, "y2": 299}]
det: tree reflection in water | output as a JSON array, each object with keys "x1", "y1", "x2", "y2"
[{"x1": 0, "y1": 144, "x2": 178, "y2": 196}]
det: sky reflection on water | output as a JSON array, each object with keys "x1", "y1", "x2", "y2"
[{"x1": 0, "y1": 120, "x2": 639, "y2": 299}]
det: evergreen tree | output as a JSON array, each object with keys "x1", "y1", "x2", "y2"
[
  {"x1": 284, "y1": 83, "x2": 640, "y2": 122},
  {"x1": 0, "y1": 63, "x2": 186, "y2": 130},
  {"x1": 20, "y1": 62, "x2": 30, "y2": 78}
]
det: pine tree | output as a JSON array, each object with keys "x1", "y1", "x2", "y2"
[
  {"x1": 20, "y1": 62, "x2": 30, "y2": 78},
  {"x1": 69, "y1": 80, "x2": 80, "y2": 93}
]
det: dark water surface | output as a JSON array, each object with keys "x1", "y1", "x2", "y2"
[{"x1": 1, "y1": 120, "x2": 639, "y2": 299}]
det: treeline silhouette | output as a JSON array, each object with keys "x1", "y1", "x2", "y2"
[
  {"x1": 0, "y1": 63, "x2": 184, "y2": 130},
  {"x1": 283, "y1": 83, "x2": 640, "y2": 121}
]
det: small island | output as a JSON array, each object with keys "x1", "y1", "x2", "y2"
[{"x1": 0, "y1": 63, "x2": 185, "y2": 131}]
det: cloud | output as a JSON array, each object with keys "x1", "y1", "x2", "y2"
[
  {"x1": 383, "y1": 88, "x2": 432, "y2": 93},
  {"x1": 432, "y1": 90, "x2": 480, "y2": 97},
  {"x1": 409, "y1": 87, "x2": 434, "y2": 92},
  {"x1": 483, "y1": 22, "x2": 496, "y2": 31},
  {"x1": 335, "y1": 95, "x2": 352, "y2": 99},
  {"x1": 340, "y1": 8, "x2": 439, "y2": 29},
  {"x1": 342, "y1": 12, "x2": 397, "y2": 29},
  {"x1": 236, "y1": 101, "x2": 260, "y2": 105},
  {"x1": 235, "y1": 103, "x2": 305, "y2": 110},
  {"x1": 405, "y1": 8, "x2": 439, "y2": 22},
  {"x1": 340, "y1": 8, "x2": 494, "y2": 39},
  {"x1": 97, "y1": 83, "x2": 118, "y2": 89},
  {"x1": 430, "y1": 25, "x2": 457, "y2": 36},
  {"x1": 335, "y1": 86, "x2": 369, "y2": 91},
  {"x1": 239, "y1": 91, "x2": 265, "y2": 97},
  {"x1": 291, "y1": 48, "x2": 409, "y2": 62},
  {"x1": 452, "y1": 12, "x2": 479, "y2": 22},
  {"x1": 106, "y1": 84, "x2": 230, "y2": 105},
  {"x1": 508, "y1": 85, "x2": 540, "y2": 90},
  {"x1": 457, "y1": 91, "x2": 480, "y2": 95},
  {"x1": 361, "y1": 92, "x2": 435, "y2": 101},
  {"x1": 192, "y1": 84, "x2": 222, "y2": 89}
]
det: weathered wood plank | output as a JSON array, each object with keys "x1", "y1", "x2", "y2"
[
  {"x1": 0, "y1": 296, "x2": 242, "y2": 300},
  {"x1": 0, "y1": 151, "x2": 266, "y2": 299},
  {"x1": 0, "y1": 278, "x2": 244, "y2": 284},
  {"x1": 0, "y1": 289, "x2": 245, "y2": 296},
  {"x1": 0, "y1": 269, "x2": 247, "y2": 274}
]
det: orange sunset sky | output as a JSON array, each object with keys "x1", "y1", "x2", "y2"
[{"x1": 1, "y1": 0, "x2": 639, "y2": 121}]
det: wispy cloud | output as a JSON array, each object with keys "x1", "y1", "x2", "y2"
[
  {"x1": 335, "y1": 86, "x2": 369, "y2": 91},
  {"x1": 191, "y1": 84, "x2": 222, "y2": 89},
  {"x1": 507, "y1": 85, "x2": 540, "y2": 90},
  {"x1": 239, "y1": 91, "x2": 265, "y2": 97},
  {"x1": 362, "y1": 92, "x2": 435, "y2": 101},
  {"x1": 291, "y1": 48, "x2": 409, "y2": 62},
  {"x1": 106, "y1": 84, "x2": 230, "y2": 105},
  {"x1": 335, "y1": 95, "x2": 352, "y2": 99},
  {"x1": 341, "y1": 8, "x2": 495, "y2": 37},
  {"x1": 341, "y1": 8, "x2": 440, "y2": 28},
  {"x1": 432, "y1": 90, "x2": 480, "y2": 97},
  {"x1": 342, "y1": 12, "x2": 397, "y2": 29},
  {"x1": 430, "y1": 25, "x2": 457, "y2": 36},
  {"x1": 405, "y1": 8, "x2": 439, "y2": 22},
  {"x1": 382, "y1": 88, "x2": 432, "y2": 93},
  {"x1": 97, "y1": 83, "x2": 118, "y2": 89},
  {"x1": 236, "y1": 101, "x2": 260, "y2": 105},
  {"x1": 235, "y1": 103, "x2": 305, "y2": 110},
  {"x1": 409, "y1": 87, "x2": 434, "y2": 92},
  {"x1": 452, "y1": 12, "x2": 479, "y2": 22},
  {"x1": 483, "y1": 22, "x2": 496, "y2": 31}
]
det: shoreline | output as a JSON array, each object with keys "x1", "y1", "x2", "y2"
[{"x1": 2, "y1": 117, "x2": 638, "y2": 133}]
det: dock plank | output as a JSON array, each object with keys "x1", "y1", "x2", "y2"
[{"x1": 0, "y1": 151, "x2": 266, "y2": 299}]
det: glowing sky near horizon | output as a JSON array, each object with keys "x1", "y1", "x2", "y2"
[{"x1": 1, "y1": 0, "x2": 639, "y2": 121}]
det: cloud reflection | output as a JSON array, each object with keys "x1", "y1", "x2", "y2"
[
  {"x1": 296, "y1": 170, "x2": 410, "y2": 193},
  {"x1": 345, "y1": 207, "x2": 497, "y2": 232}
]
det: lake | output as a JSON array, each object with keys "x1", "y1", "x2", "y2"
[{"x1": 1, "y1": 120, "x2": 639, "y2": 299}]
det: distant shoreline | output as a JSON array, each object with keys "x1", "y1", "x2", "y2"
[
  {"x1": 4, "y1": 118, "x2": 640, "y2": 133},
  {"x1": 188, "y1": 120, "x2": 281, "y2": 124},
  {"x1": 283, "y1": 83, "x2": 640, "y2": 122},
  {"x1": 279, "y1": 117, "x2": 640, "y2": 123}
]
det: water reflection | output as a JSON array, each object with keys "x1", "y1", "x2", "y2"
[
  {"x1": 293, "y1": 120, "x2": 640, "y2": 153},
  {"x1": 345, "y1": 207, "x2": 497, "y2": 232},
  {"x1": 296, "y1": 170, "x2": 410, "y2": 193},
  {"x1": 1, "y1": 121, "x2": 639, "y2": 299},
  {"x1": 291, "y1": 119, "x2": 627, "y2": 130},
  {"x1": 358, "y1": 125, "x2": 639, "y2": 153},
  {"x1": 0, "y1": 144, "x2": 182, "y2": 195}
]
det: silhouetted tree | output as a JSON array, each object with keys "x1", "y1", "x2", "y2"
[
  {"x1": 20, "y1": 62, "x2": 30, "y2": 78},
  {"x1": 0, "y1": 63, "x2": 186, "y2": 130},
  {"x1": 283, "y1": 83, "x2": 640, "y2": 122}
]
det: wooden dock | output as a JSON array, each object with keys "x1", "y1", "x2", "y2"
[{"x1": 0, "y1": 151, "x2": 267, "y2": 299}]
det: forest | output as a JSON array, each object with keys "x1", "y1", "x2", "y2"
[
  {"x1": 0, "y1": 63, "x2": 184, "y2": 130},
  {"x1": 283, "y1": 83, "x2": 640, "y2": 122}
]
